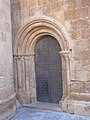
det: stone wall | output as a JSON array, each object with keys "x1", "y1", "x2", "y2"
[
  {"x1": 0, "y1": 0, "x2": 16, "y2": 119},
  {"x1": 11, "y1": 0, "x2": 90, "y2": 115}
]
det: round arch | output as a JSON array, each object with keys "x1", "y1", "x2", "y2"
[
  {"x1": 14, "y1": 16, "x2": 72, "y2": 55},
  {"x1": 13, "y1": 16, "x2": 72, "y2": 105}
]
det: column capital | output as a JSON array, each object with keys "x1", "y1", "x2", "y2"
[
  {"x1": 59, "y1": 50, "x2": 71, "y2": 54},
  {"x1": 13, "y1": 53, "x2": 35, "y2": 58},
  {"x1": 59, "y1": 50, "x2": 72, "y2": 61}
]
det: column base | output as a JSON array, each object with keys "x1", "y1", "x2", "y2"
[
  {"x1": 16, "y1": 92, "x2": 37, "y2": 104},
  {"x1": 60, "y1": 97, "x2": 90, "y2": 116}
]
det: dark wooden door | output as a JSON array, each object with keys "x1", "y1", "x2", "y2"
[{"x1": 35, "y1": 35, "x2": 63, "y2": 103}]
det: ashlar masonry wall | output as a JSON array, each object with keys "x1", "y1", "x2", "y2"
[
  {"x1": 0, "y1": 0, "x2": 16, "y2": 119},
  {"x1": 11, "y1": 0, "x2": 90, "y2": 115}
]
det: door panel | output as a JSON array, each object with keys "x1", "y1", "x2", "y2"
[{"x1": 35, "y1": 35, "x2": 63, "y2": 103}]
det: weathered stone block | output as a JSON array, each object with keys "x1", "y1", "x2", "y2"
[
  {"x1": 74, "y1": 50, "x2": 90, "y2": 60},
  {"x1": 86, "y1": 0, "x2": 90, "y2": 6},
  {"x1": 67, "y1": 104, "x2": 74, "y2": 114},
  {"x1": 81, "y1": 0, "x2": 87, "y2": 7},
  {"x1": 85, "y1": 82, "x2": 90, "y2": 93},
  {"x1": 71, "y1": 19, "x2": 89, "y2": 30},
  {"x1": 71, "y1": 81, "x2": 84, "y2": 93},
  {"x1": 76, "y1": 8, "x2": 88, "y2": 19},
  {"x1": 64, "y1": 9, "x2": 76, "y2": 20},
  {"x1": 74, "y1": 104, "x2": 87, "y2": 115},
  {"x1": 11, "y1": 1, "x2": 20, "y2": 11},
  {"x1": 50, "y1": 1, "x2": 60, "y2": 13},
  {"x1": 64, "y1": 0, "x2": 75, "y2": 10}
]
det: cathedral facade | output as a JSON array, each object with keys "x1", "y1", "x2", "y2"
[{"x1": 0, "y1": 0, "x2": 90, "y2": 119}]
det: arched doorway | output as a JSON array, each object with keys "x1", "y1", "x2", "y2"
[
  {"x1": 13, "y1": 17, "x2": 72, "y2": 105},
  {"x1": 35, "y1": 35, "x2": 63, "y2": 103}
]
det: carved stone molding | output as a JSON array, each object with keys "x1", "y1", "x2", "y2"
[{"x1": 13, "y1": 53, "x2": 35, "y2": 59}]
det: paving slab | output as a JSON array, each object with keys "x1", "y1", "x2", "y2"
[
  {"x1": 23, "y1": 102, "x2": 61, "y2": 111},
  {"x1": 11, "y1": 107, "x2": 90, "y2": 120}
]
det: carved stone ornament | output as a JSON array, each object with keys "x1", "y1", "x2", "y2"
[{"x1": 59, "y1": 50, "x2": 72, "y2": 61}]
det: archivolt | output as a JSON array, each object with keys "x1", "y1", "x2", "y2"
[{"x1": 14, "y1": 16, "x2": 72, "y2": 55}]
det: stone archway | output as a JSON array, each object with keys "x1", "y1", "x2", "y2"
[{"x1": 13, "y1": 16, "x2": 72, "y2": 105}]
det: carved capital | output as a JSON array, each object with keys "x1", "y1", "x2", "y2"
[
  {"x1": 13, "y1": 55, "x2": 22, "y2": 59},
  {"x1": 59, "y1": 50, "x2": 71, "y2": 61},
  {"x1": 13, "y1": 53, "x2": 35, "y2": 60}
]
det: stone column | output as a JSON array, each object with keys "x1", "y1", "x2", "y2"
[
  {"x1": 59, "y1": 50, "x2": 71, "y2": 98},
  {"x1": 0, "y1": 0, "x2": 16, "y2": 119},
  {"x1": 14, "y1": 54, "x2": 36, "y2": 104}
]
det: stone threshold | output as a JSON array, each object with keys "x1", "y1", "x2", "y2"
[{"x1": 23, "y1": 102, "x2": 62, "y2": 112}]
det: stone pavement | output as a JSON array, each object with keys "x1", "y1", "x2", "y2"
[{"x1": 12, "y1": 107, "x2": 90, "y2": 120}]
